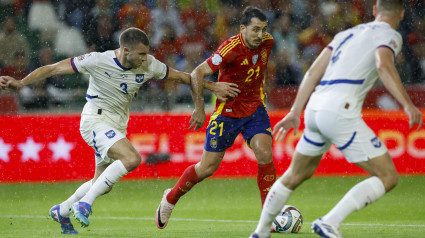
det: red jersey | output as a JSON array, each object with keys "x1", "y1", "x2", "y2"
[{"x1": 206, "y1": 33, "x2": 274, "y2": 118}]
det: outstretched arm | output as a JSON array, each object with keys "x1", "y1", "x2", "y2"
[
  {"x1": 273, "y1": 47, "x2": 332, "y2": 141},
  {"x1": 375, "y1": 47, "x2": 423, "y2": 130},
  {"x1": 166, "y1": 67, "x2": 240, "y2": 102},
  {"x1": 0, "y1": 58, "x2": 75, "y2": 90}
]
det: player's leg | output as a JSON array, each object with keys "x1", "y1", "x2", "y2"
[
  {"x1": 312, "y1": 115, "x2": 388, "y2": 238},
  {"x1": 249, "y1": 133, "x2": 276, "y2": 206},
  {"x1": 321, "y1": 153, "x2": 396, "y2": 227},
  {"x1": 72, "y1": 137, "x2": 140, "y2": 227},
  {"x1": 242, "y1": 106, "x2": 276, "y2": 206},
  {"x1": 155, "y1": 150, "x2": 226, "y2": 229},
  {"x1": 252, "y1": 152, "x2": 322, "y2": 237}
]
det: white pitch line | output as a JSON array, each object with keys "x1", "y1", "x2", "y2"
[{"x1": 1, "y1": 215, "x2": 425, "y2": 228}]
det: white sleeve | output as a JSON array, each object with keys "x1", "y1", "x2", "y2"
[
  {"x1": 149, "y1": 55, "x2": 169, "y2": 80},
  {"x1": 71, "y1": 52, "x2": 99, "y2": 74},
  {"x1": 327, "y1": 31, "x2": 346, "y2": 50},
  {"x1": 376, "y1": 31, "x2": 403, "y2": 56}
]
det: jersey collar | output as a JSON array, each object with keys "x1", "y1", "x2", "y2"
[{"x1": 113, "y1": 58, "x2": 132, "y2": 71}]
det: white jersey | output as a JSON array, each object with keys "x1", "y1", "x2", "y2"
[
  {"x1": 72, "y1": 51, "x2": 168, "y2": 129},
  {"x1": 306, "y1": 21, "x2": 402, "y2": 118}
]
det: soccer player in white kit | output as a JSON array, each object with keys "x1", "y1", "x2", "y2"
[
  {"x1": 0, "y1": 27, "x2": 240, "y2": 234},
  {"x1": 250, "y1": 1, "x2": 423, "y2": 238}
]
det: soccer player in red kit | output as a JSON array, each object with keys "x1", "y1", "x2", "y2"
[{"x1": 155, "y1": 6, "x2": 276, "y2": 229}]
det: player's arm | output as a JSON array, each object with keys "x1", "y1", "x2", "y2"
[
  {"x1": 166, "y1": 67, "x2": 240, "y2": 102},
  {"x1": 375, "y1": 47, "x2": 423, "y2": 130},
  {"x1": 273, "y1": 47, "x2": 332, "y2": 141},
  {"x1": 0, "y1": 58, "x2": 75, "y2": 90}
]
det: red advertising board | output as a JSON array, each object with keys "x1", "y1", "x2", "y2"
[{"x1": 0, "y1": 110, "x2": 424, "y2": 182}]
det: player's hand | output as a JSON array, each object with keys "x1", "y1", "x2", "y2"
[
  {"x1": 189, "y1": 108, "x2": 206, "y2": 131},
  {"x1": 272, "y1": 111, "x2": 301, "y2": 141},
  {"x1": 0, "y1": 76, "x2": 21, "y2": 90},
  {"x1": 213, "y1": 82, "x2": 240, "y2": 102},
  {"x1": 404, "y1": 105, "x2": 423, "y2": 131}
]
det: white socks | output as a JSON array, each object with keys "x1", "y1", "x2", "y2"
[
  {"x1": 255, "y1": 180, "x2": 293, "y2": 234},
  {"x1": 59, "y1": 180, "x2": 92, "y2": 217},
  {"x1": 80, "y1": 160, "x2": 128, "y2": 206},
  {"x1": 322, "y1": 176, "x2": 386, "y2": 226}
]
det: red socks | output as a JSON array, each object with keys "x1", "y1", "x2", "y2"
[
  {"x1": 257, "y1": 162, "x2": 276, "y2": 206},
  {"x1": 166, "y1": 164, "x2": 202, "y2": 205}
]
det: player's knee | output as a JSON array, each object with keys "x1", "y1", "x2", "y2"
[
  {"x1": 255, "y1": 148, "x2": 273, "y2": 164},
  {"x1": 381, "y1": 172, "x2": 398, "y2": 192},
  {"x1": 197, "y1": 164, "x2": 218, "y2": 179},
  {"x1": 125, "y1": 152, "x2": 142, "y2": 171}
]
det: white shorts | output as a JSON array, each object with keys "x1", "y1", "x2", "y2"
[
  {"x1": 80, "y1": 104, "x2": 127, "y2": 166},
  {"x1": 296, "y1": 110, "x2": 387, "y2": 163}
]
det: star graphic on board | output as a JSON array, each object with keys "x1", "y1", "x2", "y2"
[
  {"x1": 48, "y1": 136, "x2": 75, "y2": 162},
  {"x1": 18, "y1": 137, "x2": 43, "y2": 162},
  {"x1": 0, "y1": 138, "x2": 13, "y2": 162}
]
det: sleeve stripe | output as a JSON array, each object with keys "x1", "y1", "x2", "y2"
[
  {"x1": 70, "y1": 58, "x2": 79, "y2": 73},
  {"x1": 219, "y1": 38, "x2": 240, "y2": 56}
]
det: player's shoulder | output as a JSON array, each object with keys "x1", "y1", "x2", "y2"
[
  {"x1": 261, "y1": 32, "x2": 274, "y2": 46},
  {"x1": 217, "y1": 34, "x2": 243, "y2": 57}
]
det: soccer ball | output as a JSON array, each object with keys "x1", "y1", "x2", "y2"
[{"x1": 271, "y1": 205, "x2": 303, "y2": 233}]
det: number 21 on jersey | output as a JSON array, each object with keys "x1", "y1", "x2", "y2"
[{"x1": 245, "y1": 66, "x2": 260, "y2": 82}]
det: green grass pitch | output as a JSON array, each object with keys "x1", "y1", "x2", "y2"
[{"x1": 0, "y1": 176, "x2": 424, "y2": 237}]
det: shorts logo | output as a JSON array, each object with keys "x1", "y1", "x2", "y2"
[
  {"x1": 105, "y1": 130, "x2": 116, "y2": 139},
  {"x1": 210, "y1": 137, "x2": 218, "y2": 149},
  {"x1": 371, "y1": 137, "x2": 382, "y2": 148},
  {"x1": 136, "y1": 74, "x2": 145, "y2": 83},
  {"x1": 252, "y1": 54, "x2": 258, "y2": 65},
  {"x1": 212, "y1": 54, "x2": 222, "y2": 65}
]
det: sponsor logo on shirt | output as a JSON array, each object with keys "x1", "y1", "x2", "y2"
[
  {"x1": 240, "y1": 58, "x2": 249, "y2": 65},
  {"x1": 212, "y1": 54, "x2": 222, "y2": 65}
]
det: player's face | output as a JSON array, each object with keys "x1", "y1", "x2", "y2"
[
  {"x1": 127, "y1": 43, "x2": 149, "y2": 68},
  {"x1": 241, "y1": 17, "x2": 268, "y2": 49}
]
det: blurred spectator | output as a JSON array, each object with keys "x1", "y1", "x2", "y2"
[
  {"x1": 117, "y1": 0, "x2": 152, "y2": 35},
  {"x1": 1, "y1": 51, "x2": 28, "y2": 80},
  {"x1": 27, "y1": 0, "x2": 64, "y2": 42},
  {"x1": 53, "y1": 0, "x2": 95, "y2": 29},
  {"x1": 213, "y1": 3, "x2": 239, "y2": 44},
  {"x1": 86, "y1": 14, "x2": 118, "y2": 52},
  {"x1": 180, "y1": 0, "x2": 213, "y2": 34},
  {"x1": 0, "y1": 16, "x2": 30, "y2": 68},
  {"x1": 151, "y1": 0, "x2": 184, "y2": 48},
  {"x1": 324, "y1": 0, "x2": 362, "y2": 36},
  {"x1": 406, "y1": 17, "x2": 425, "y2": 84},
  {"x1": 271, "y1": 14, "x2": 300, "y2": 65},
  {"x1": 154, "y1": 24, "x2": 181, "y2": 62},
  {"x1": 82, "y1": 0, "x2": 115, "y2": 38},
  {"x1": 271, "y1": 51, "x2": 301, "y2": 86}
]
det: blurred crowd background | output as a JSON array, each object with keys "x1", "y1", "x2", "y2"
[{"x1": 0, "y1": 0, "x2": 424, "y2": 113}]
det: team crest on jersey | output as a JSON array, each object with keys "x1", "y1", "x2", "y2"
[
  {"x1": 210, "y1": 137, "x2": 218, "y2": 149},
  {"x1": 261, "y1": 49, "x2": 267, "y2": 64},
  {"x1": 212, "y1": 54, "x2": 222, "y2": 65},
  {"x1": 136, "y1": 74, "x2": 145, "y2": 83},
  {"x1": 105, "y1": 130, "x2": 116, "y2": 139},
  {"x1": 252, "y1": 54, "x2": 258, "y2": 65},
  {"x1": 371, "y1": 137, "x2": 382, "y2": 148}
]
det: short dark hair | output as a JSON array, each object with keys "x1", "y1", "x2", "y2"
[
  {"x1": 240, "y1": 6, "x2": 267, "y2": 26},
  {"x1": 119, "y1": 27, "x2": 150, "y2": 48},
  {"x1": 377, "y1": 0, "x2": 404, "y2": 13}
]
